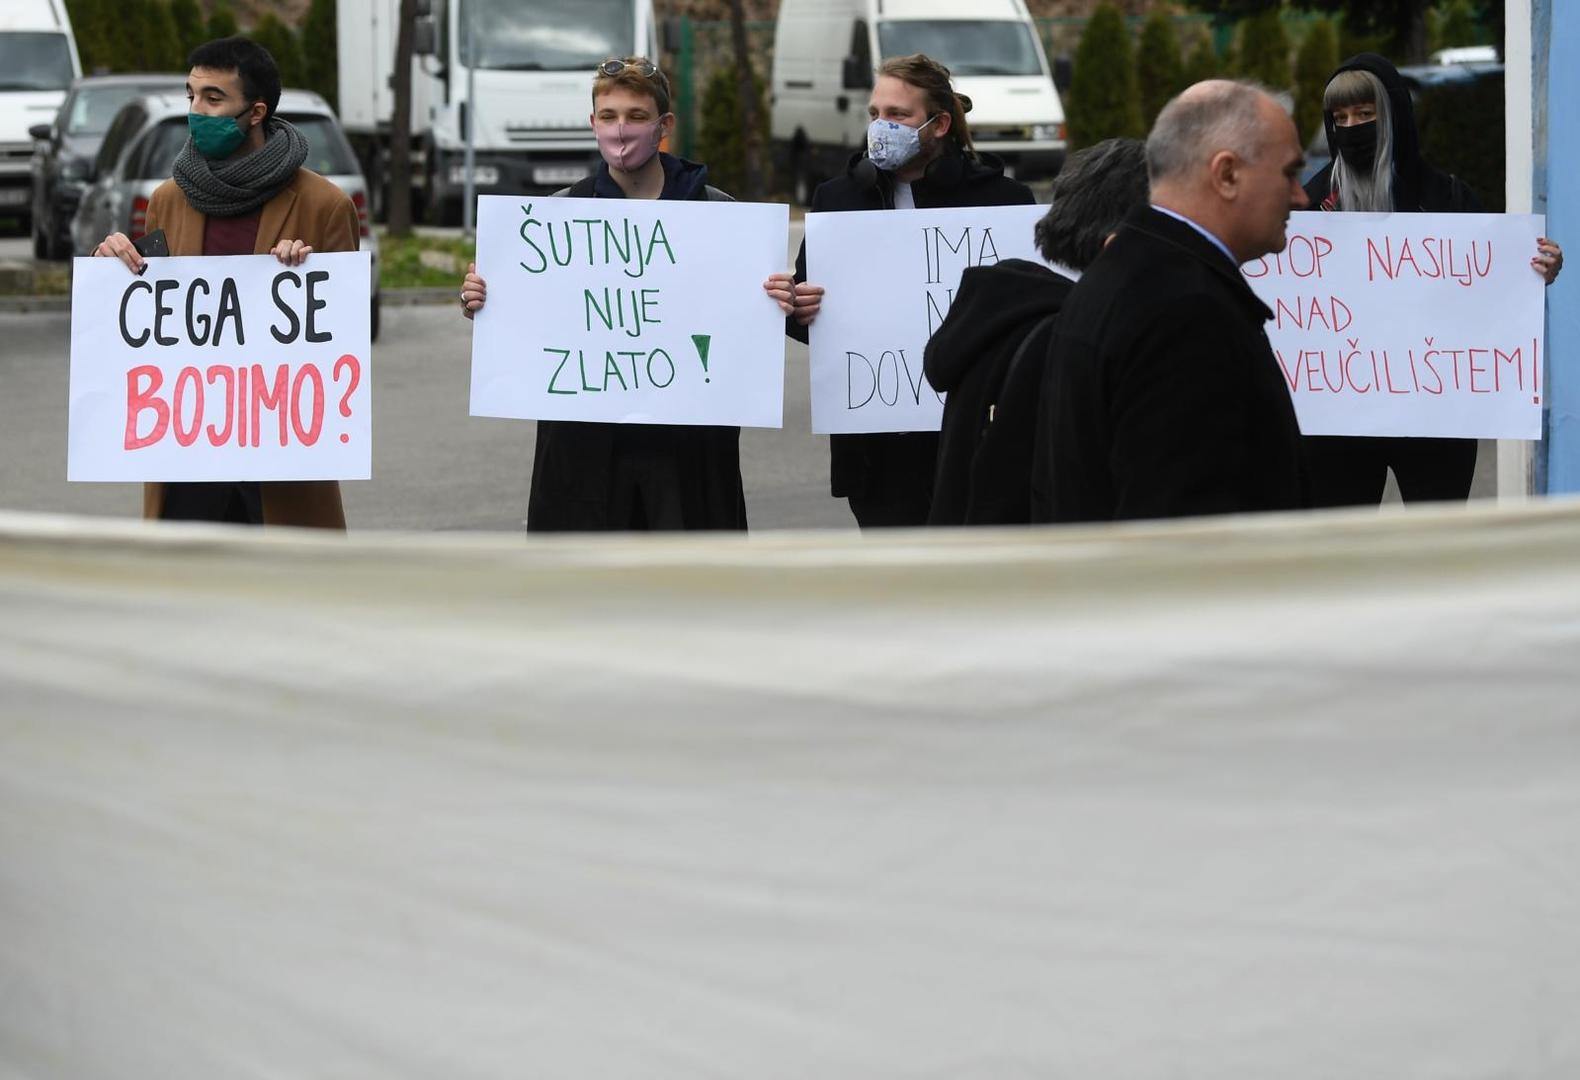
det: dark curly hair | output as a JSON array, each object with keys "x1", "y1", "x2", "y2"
[{"x1": 1035, "y1": 137, "x2": 1149, "y2": 270}]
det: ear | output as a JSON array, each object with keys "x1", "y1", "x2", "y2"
[
  {"x1": 659, "y1": 111, "x2": 677, "y2": 140},
  {"x1": 247, "y1": 99, "x2": 268, "y2": 128},
  {"x1": 1207, "y1": 148, "x2": 1239, "y2": 200},
  {"x1": 931, "y1": 111, "x2": 951, "y2": 140}
]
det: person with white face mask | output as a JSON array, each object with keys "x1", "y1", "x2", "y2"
[
  {"x1": 458, "y1": 58, "x2": 756, "y2": 533},
  {"x1": 764, "y1": 53, "x2": 1035, "y2": 529}
]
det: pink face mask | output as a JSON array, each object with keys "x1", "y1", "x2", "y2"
[{"x1": 596, "y1": 118, "x2": 663, "y2": 172}]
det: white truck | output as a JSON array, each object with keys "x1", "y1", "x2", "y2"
[
  {"x1": 0, "y1": 0, "x2": 81, "y2": 226},
  {"x1": 337, "y1": 0, "x2": 656, "y2": 222},
  {"x1": 771, "y1": 0, "x2": 1065, "y2": 204}
]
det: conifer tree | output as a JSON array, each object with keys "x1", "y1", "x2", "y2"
[
  {"x1": 1234, "y1": 9, "x2": 1293, "y2": 91},
  {"x1": 207, "y1": 3, "x2": 241, "y2": 42},
  {"x1": 1181, "y1": 30, "x2": 1221, "y2": 86},
  {"x1": 697, "y1": 63, "x2": 768, "y2": 196},
  {"x1": 1067, "y1": 4, "x2": 1144, "y2": 149},
  {"x1": 301, "y1": 0, "x2": 340, "y2": 109},
  {"x1": 168, "y1": 0, "x2": 205, "y2": 58},
  {"x1": 1293, "y1": 16, "x2": 1339, "y2": 144},
  {"x1": 251, "y1": 13, "x2": 306, "y2": 88},
  {"x1": 1136, "y1": 12, "x2": 1186, "y2": 127}
]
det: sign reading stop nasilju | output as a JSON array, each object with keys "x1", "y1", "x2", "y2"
[{"x1": 1244, "y1": 212, "x2": 1546, "y2": 440}]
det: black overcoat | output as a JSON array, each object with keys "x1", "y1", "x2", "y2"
[
  {"x1": 526, "y1": 155, "x2": 748, "y2": 533},
  {"x1": 1031, "y1": 206, "x2": 1305, "y2": 523},
  {"x1": 923, "y1": 258, "x2": 1072, "y2": 525}
]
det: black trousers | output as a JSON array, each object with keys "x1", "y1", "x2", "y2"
[
  {"x1": 160, "y1": 482, "x2": 264, "y2": 525},
  {"x1": 847, "y1": 489, "x2": 932, "y2": 529},
  {"x1": 1304, "y1": 436, "x2": 1478, "y2": 507}
]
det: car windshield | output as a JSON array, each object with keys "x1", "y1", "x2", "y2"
[
  {"x1": 0, "y1": 32, "x2": 74, "y2": 91},
  {"x1": 459, "y1": 0, "x2": 635, "y2": 71},
  {"x1": 876, "y1": 20, "x2": 1044, "y2": 77},
  {"x1": 68, "y1": 84, "x2": 176, "y2": 136},
  {"x1": 140, "y1": 113, "x2": 362, "y2": 178}
]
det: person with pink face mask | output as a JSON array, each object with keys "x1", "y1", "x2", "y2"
[{"x1": 458, "y1": 58, "x2": 748, "y2": 532}]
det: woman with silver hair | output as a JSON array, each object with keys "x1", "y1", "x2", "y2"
[{"x1": 1301, "y1": 53, "x2": 1563, "y2": 507}]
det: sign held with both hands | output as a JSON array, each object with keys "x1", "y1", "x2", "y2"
[
  {"x1": 468, "y1": 195, "x2": 790, "y2": 429},
  {"x1": 68, "y1": 251, "x2": 372, "y2": 482}
]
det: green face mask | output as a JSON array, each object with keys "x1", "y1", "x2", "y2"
[{"x1": 188, "y1": 106, "x2": 253, "y2": 160}]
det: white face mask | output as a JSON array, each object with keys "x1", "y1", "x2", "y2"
[{"x1": 865, "y1": 114, "x2": 937, "y2": 172}]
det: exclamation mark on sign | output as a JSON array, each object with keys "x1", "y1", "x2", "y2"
[
  {"x1": 692, "y1": 334, "x2": 712, "y2": 383},
  {"x1": 1534, "y1": 335, "x2": 1541, "y2": 405}
]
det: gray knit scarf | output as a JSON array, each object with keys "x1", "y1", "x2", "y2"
[{"x1": 173, "y1": 117, "x2": 310, "y2": 218}]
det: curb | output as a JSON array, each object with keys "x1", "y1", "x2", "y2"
[
  {"x1": 384, "y1": 286, "x2": 460, "y2": 306},
  {"x1": 0, "y1": 295, "x2": 70, "y2": 314}
]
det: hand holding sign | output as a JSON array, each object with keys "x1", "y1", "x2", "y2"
[
  {"x1": 762, "y1": 273, "x2": 823, "y2": 326},
  {"x1": 1532, "y1": 237, "x2": 1564, "y2": 285}
]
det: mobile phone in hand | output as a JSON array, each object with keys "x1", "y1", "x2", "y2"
[{"x1": 133, "y1": 229, "x2": 169, "y2": 260}]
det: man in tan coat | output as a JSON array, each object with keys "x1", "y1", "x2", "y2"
[{"x1": 94, "y1": 37, "x2": 359, "y2": 529}]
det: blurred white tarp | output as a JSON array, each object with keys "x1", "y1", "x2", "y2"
[{"x1": 2, "y1": 505, "x2": 1578, "y2": 1078}]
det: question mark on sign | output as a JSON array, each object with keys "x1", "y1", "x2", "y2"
[{"x1": 333, "y1": 353, "x2": 361, "y2": 443}]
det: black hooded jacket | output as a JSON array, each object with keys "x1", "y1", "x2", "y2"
[
  {"x1": 788, "y1": 148, "x2": 1034, "y2": 502},
  {"x1": 1303, "y1": 53, "x2": 1482, "y2": 214},
  {"x1": 923, "y1": 258, "x2": 1073, "y2": 525}
]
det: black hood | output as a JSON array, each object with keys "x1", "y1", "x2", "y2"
[
  {"x1": 1321, "y1": 52, "x2": 1426, "y2": 209},
  {"x1": 925, "y1": 258, "x2": 1067, "y2": 392}
]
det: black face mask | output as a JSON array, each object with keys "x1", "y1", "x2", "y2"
[{"x1": 1332, "y1": 120, "x2": 1379, "y2": 172}]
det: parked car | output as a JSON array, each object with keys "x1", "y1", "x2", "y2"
[
  {"x1": 29, "y1": 74, "x2": 183, "y2": 259},
  {"x1": 72, "y1": 88, "x2": 383, "y2": 339}
]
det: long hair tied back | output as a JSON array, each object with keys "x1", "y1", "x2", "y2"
[{"x1": 877, "y1": 54, "x2": 974, "y2": 153}]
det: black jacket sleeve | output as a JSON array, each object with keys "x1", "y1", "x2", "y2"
[{"x1": 786, "y1": 234, "x2": 809, "y2": 344}]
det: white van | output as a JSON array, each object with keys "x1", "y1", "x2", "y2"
[
  {"x1": 771, "y1": 0, "x2": 1065, "y2": 203},
  {"x1": 0, "y1": 0, "x2": 81, "y2": 224}
]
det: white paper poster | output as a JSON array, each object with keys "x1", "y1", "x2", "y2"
[
  {"x1": 1244, "y1": 212, "x2": 1547, "y2": 439},
  {"x1": 68, "y1": 252, "x2": 372, "y2": 481},
  {"x1": 806, "y1": 203, "x2": 1048, "y2": 434},
  {"x1": 469, "y1": 195, "x2": 790, "y2": 428}
]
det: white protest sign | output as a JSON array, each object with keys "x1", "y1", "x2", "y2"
[
  {"x1": 1244, "y1": 212, "x2": 1546, "y2": 439},
  {"x1": 469, "y1": 195, "x2": 789, "y2": 428},
  {"x1": 806, "y1": 204, "x2": 1047, "y2": 434},
  {"x1": 69, "y1": 252, "x2": 372, "y2": 482}
]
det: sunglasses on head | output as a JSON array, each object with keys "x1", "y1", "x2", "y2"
[{"x1": 597, "y1": 58, "x2": 659, "y2": 78}]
